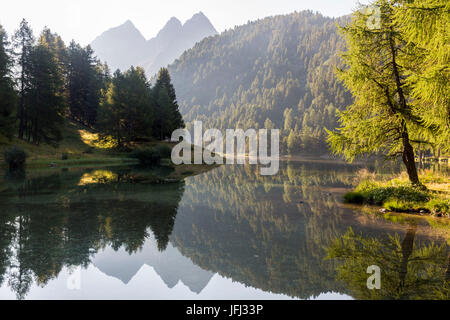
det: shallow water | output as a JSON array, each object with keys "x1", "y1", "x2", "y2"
[{"x1": 0, "y1": 161, "x2": 448, "y2": 300}]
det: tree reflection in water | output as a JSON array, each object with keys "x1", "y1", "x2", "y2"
[
  {"x1": 0, "y1": 161, "x2": 448, "y2": 299},
  {"x1": 0, "y1": 166, "x2": 184, "y2": 299}
]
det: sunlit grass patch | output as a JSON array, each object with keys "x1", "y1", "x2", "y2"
[
  {"x1": 79, "y1": 129, "x2": 117, "y2": 149},
  {"x1": 345, "y1": 169, "x2": 449, "y2": 216}
]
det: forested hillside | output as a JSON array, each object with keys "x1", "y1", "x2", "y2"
[
  {"x1": 169, "y1": 11, "x2": 352, "y2": 154},
  {"x1": 0, "y1": 19, "x2": 184, "y2": 158}
]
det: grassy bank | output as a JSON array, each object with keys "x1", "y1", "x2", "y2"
[
  {"x1": 0, "y1": 120, "x2": 216, "y2": 176},
  {"x1": 344, "y1": 170, "x2": 449, "y2": 217},
  {"x1": 0, "y1": 121, "x2": 126, "y2": 168}
]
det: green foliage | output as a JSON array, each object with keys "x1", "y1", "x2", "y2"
[
  {"x1": 98, "y1": 67, "x2": 154, "y2": 146},
  {"x1": 426, "y1": 198, "x2": 450, "y2": 215},
  {"x1": 12, "y1": 24, "x2": 66, "y2": 146},
  {"x1": 61, "y1": 152, "x2": 68, "y2": 160},
  {"x1": 394, "y1": 0, "x2": 450, "y2": 151},
  {"x1": 98, "y1": 67, "x2": 184, "y2": 146},
  {"x1": 383, "y1": 199, "x2": 417, "y2": 212},
  {"x1": 354, "y1": 180, "x2": 429, "y2": 205},
  {"x1": 344, "y1": 173, "x2": 449, "y2": 215},
  {"x1": 3, "y1": 146, "x2": 27, "y2": 171},
  {"x1": 153, "y1": 68, "x2": 185, "y2": 140},
  {"x1": 168, "y1": 11, "x2": 352, "y2": 154},
  {"x1": 343, "y1": 191, "x2": 365, "y2": 204},
  {"x1": 326, "y1": 0, "x2": 446, "y2": 185},
  {"x1": 328, "y1": 0, "x2": 449, "y2": 183}
]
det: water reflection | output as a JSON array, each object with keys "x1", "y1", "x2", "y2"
[
  {"x1": 327, "y1": 227, "x2": 449, "y2": 299},
  {"x1": 0, "y1": 166, "x2": 185, "y2": 299},
  {"x1": 0, "y1": 161, "x2": 448, "y2": 299}
]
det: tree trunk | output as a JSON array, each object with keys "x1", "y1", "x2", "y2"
[
  {"x1": 18, "y1": 103, "x2": 24, "y2": 140},
  {"x1": 388, "y1": 31, "x2": 421, "y2": 186},
  {"x1": 401, "y1": 126, "x2": 420, "y2": 185}
]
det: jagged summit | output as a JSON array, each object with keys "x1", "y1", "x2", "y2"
[
  {"x1": 167, "y1": 16, "x2": 182, "y2": 25},
  {"x1": 189, "y1": 11, "x2": 208, "y2": 21},
  {"x1": 90, "y1": 12, "x2": 217, "y2": 76}
]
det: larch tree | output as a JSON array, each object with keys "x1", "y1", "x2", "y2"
[
  {"x1": 393, "y1": 0, "x2": 449, "y2": 154},
  {"x1": 327, "y1": 0, "x2": 427, "y2": 186}
]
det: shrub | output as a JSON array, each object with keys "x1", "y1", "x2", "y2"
[
  {"x1": 3, "y1": 146, "x2": 27, "y2": 171},
  {"x1": 355, "y1": 183, "x2": 429, "y2": 205},
  {"x1": 130, "y1": 148, "x2": 161, "y2": 165},
  {"x1": 154, "y1": 144, "x2": 172, "y2": 159},
  {"x1": 343, "y1": 191, "x2": 365, "y2": 204},
  {"x1": 426, "y1": 199, "x2": 450, "y2": 215},
  {"x1": 383, "y1": 199, "x2": 415, "y2": 212},
  {"x1": 61, "y1": 152, "x2": 69, "y2": 160}
]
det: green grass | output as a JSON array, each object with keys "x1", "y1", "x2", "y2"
[
  {"x1": 344, "y1": 170, "x2": 450, "y2": 216},
  {"x1": 0, "y1": 120, "x2": 218, "y2": 176}
]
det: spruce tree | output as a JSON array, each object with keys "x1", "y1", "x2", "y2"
[
  {"x1": 67, "y1": 42, "x2": 105, "y2": 127},
  {"x1": 12, "y1": 19, "x2": 34, "y2": 140},
  {"x1": 26, "y1": 34, "x2": 65, "y2": 145},
  {"x1": 0, "y1": 25, "x2": 16, "y2": 139},
  {"x1": 98, "y1": 67, "x2": 153, "y2": 146},
  {"x1": 153, "y1": 68, "x2": 184, "y2": 140}
]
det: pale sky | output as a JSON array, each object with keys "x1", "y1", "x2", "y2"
[{"x1": 0, "y1": 0, "x2": 370, "y2": 46}]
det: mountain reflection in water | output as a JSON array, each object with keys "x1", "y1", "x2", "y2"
[{"x1": 0, "y1": 161, "x2": 448, "y2": 299}]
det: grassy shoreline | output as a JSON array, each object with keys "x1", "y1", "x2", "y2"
[
  {"x1": 0, "y1": 121, "x2": 218, "y2": 179},
  {"x1": 344, "y1": 170, "x2": 449, "y2": 217}
]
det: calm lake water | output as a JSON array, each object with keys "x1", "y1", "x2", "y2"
[{"x1": 0, "y1": 160, "x2": 448, "y2": 300}]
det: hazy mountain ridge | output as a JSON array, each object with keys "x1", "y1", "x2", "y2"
[{"x1": 91, "y1": 12, "x2": 218, "y2": 76}]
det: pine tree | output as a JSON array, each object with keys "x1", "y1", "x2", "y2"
[
  {"x1": 327, "y1": 0, "x2": 424, "y2": 185},
  {"x1": 0, "y1": 25, "x2": 16, "y2": 139}
]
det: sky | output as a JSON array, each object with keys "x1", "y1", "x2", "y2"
[{"x1": 0, "y1": 0, "x2": 370, "y2": 46}]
